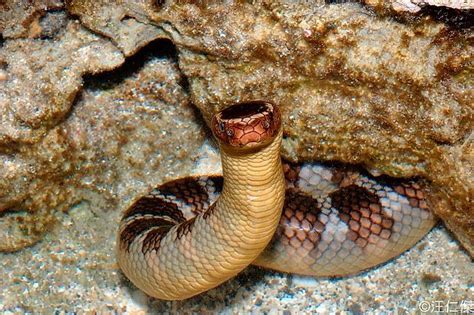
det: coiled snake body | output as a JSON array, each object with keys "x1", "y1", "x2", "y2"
[{"x1": 117, "y1": 101, "x2": 435, "y2": 300}]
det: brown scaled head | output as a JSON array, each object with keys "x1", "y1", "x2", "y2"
[{"x1": 211, "y1": 101, "x2": 281, "y2": 149}]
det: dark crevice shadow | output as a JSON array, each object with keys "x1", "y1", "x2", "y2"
[
  {"x1": 58, "y1": 38, "x2": 182, "y2": 125},
  {"x1": 184, "y1": 85, "x2": 215, "y2": 145},
  {"x1": 171, "y1": 49, "x2": 214, "y2": 140},
  {"x1": 83, "y1": 38, "x2": 179, "y2": 91},
  {"x1": 419, "y1": 5, "x2": 473, "y2": 29},
  {"x1": 359, "y1": 1, "x2": 473, "y2": 30},
  {"x1": 63, "y1": 36, "x2": 210, "y2": 144},
  {"x1": 0, "y1": 206, "x2": 29, "y2": 218}
]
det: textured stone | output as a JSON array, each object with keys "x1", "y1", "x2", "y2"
[
  {"x1": 0, "y1": 41, "x2": 206, "y2": 251},
  {"x1": 0, "y1": 20, "x2": 124, "y2": 150},
  {"x1": 0, "y1": 0, "x2": 64, "y2": 39},
  {"x1": 66, "y1": 0, "x2": 168, "y2": 56}
]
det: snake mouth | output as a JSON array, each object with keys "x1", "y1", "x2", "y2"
[{"x1": 211, "y1": 101, "x2": 281, "y2": 148}]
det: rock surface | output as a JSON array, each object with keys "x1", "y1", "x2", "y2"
[
  {"x1": 0, "y1": 20, "x2": 124, "y2": 150},
  {"x1": 0, "y1": 35, "x2": 205, "y2": 251},
  {"x1": 0, "y1": 0, "x2": 64, "y2": 39},
  {"x1": 0, "y1": 1, "x2": 472, "y2": 257}
]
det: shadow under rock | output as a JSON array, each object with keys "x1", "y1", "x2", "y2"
[
  {"x1": 419, "y1": 5, "x2": 474, "y2": 29},
  {"x1": 83, "y1": 38, "x2": 179, "y2": 91}
]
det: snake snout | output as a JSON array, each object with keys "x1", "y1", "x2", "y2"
[{"x1": 211, "y1": 101, "x2": 281, "y2": 148}]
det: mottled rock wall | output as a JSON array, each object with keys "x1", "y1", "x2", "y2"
[
  {"x1": 0, "y1": 1, "x2": 472, "y2": 255},
  {"x1": 0, "y1": 13, "x2": 205, "y2": 250}
]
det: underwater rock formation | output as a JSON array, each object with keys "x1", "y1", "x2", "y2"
[
  {"x1": 0, "y1": 32, "x2": 205, "y2": 250},
  {"x1": 0, "y1": 1, "x2": 472, "y2": 255},
  {"x1": 0, "y1": 21, "x2": 124, "y2": 149}
]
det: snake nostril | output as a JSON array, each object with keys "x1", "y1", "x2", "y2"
[{"x1": 226, "y1": 129, "x2": 234, "y2": 137}]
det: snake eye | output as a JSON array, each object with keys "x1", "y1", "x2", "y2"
[
  {"x1": 226, "y1": 129, "x2": 234, "y2": 137},
  {"x1": 262, "y1": 120, "x2": 270, "y2": 129},
  {"x1": 218, "y1": 122, "x2": 225, "y2": 133}
]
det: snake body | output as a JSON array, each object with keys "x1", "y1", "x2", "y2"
[{"x1": 117, "y1": 101, "x2": 436, "y2": 300}]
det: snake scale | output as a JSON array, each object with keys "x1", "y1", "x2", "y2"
[{"x1": 117, "y1": 101, "x2": 436, "y2": 300}]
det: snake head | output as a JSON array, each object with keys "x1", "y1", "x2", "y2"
[{"x1": 211, "y1": 101, "x2": 281, "y2": 149}]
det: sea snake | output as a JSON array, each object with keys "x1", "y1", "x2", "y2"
[{"x1": 117, "y1": 101, "x2": 436, "y2": 300}]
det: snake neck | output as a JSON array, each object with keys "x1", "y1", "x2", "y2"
[
  {"x1": 218, "y1": 130, "x2": 285, "y2": 219},
  {"x1": 117, "y1": 130, "x2": 286, "y2": 301}
]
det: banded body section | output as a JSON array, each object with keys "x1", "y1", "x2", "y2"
[
  {"x1": 254, "y1": 162, "x2": 436, "y2": 276},
  {"x1": 120, "y1": 161, "x2": 436, "y2": 280},
  {"x1": 118, "y1": 176, "x2": 223, "y2": 255}
]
